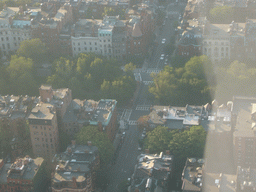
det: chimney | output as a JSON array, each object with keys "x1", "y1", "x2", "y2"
[
  {"x1": 8, "y1": 17, "x2": 13, "y2": 25},
  {"x1": 67, "y1": 147, "x2": 72, "y2": 154},
  {"x1": 98, "y1": 122, "x2": 103, "y2": 132},
  {"x1": 145, "y1": 149, "x2": 149, "y2": 154},
  {"x1": 72, "y1": 177, "x2": 77, "y2": 188},
  {"x1": 87, "y1": 141, "x2": 92, "y2": 146},
  {"x1": 71, "y1": 140, "x2": 76, "y2": 147},
  {"x1": 166, "y1": 150, "x2": 170, "y2": 155}
]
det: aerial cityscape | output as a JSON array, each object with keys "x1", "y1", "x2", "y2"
[{"x1": 0, "y1": 0, "x2": 255, "y2": 191}]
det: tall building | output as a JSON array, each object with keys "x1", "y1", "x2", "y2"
[
  {"x1": 28, "y1": 102, "x2": 59, "y2": 158},
  {"x1": 39, "y1": 85, "x2": 72, "y2": 119},
  {"x1": 52, "y1": 141, "x2": 100, "y2": 192}
]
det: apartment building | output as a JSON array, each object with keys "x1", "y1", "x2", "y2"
[
  {"x1": 72, "y1": 15, "x2": 127, "y2": 59},
  {"x1": 147, "y1": 104, "x2": 208, "y2": 130},
  {"x1": 0, "y1": 156, "x2": 45, "y2": 192},
  {"x1": 62, "y1": 99, "x2": 117, "y2": 141},
  {"x1": 31, "y1": 2, "x2": 73, "y2": 57},
  {"x1": 232, "y1": 96, "x2": 256, "y2": 168},
  {"x1": 0, "y1": 95, "x2": 35, "y2": 160},
  {"x1": 52, "y1": 141, "x2": 100, "y2": 192},
  {"x1": 128, "y1": 151, "x2": 173, "y2": 192},
  {"x1": 39, "y1": 85, "x2": 72, "y2": 119},
  {"x1": 28, "y1": 102, "x2": 59, "y2": 158},
  {"x1": 71, "y1": 19, "x2": 101, "y2": 56},
  {"x1": 202, "y1": 21, "x2": 231, "y2": 64},
  {"x1": 0, "y1": 6, "x2": 32, "y2": 58}
]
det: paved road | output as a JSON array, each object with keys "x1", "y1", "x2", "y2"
[{"x1": 105, "y1": 2, "x2": 187, "y2": 192}]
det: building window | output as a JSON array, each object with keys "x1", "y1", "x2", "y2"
[
  {"x1": 2, "y1": 44, "x2": 5, "y2": 49},
  {"x1": 90, "y1": 47, "x2": 92, "y2": 51},
  {"x1": 95, "y1": 47, "x2": 97, "y2": 50},
  {"x1": 13, "y1": 37, "x2": 16, "y2": 40}
]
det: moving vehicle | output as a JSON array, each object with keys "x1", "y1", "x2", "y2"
[{"x1": 162, "y1": 39, "x2": 166, "y2": 44}]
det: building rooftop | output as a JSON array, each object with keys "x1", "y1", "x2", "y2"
[
  {"x1": 181, "y1": 158, "x2": 205, "y2": 191},
  {"x1": 6, "y1": 157, "x2": 44, "y2": 181},
  {"x1": 0, "y1": 95, "x2": 33, "y2": 119},
  {"x1": 203, "y1": 172, "x2": 236, "y2": 192},
  {"x1": 232, "y1": 96, "x2": 256, "y2": 137},
  {"x1": 28, "y1": 102, "x2": 55, "y2": 120},
  {"x1": 63, "y1": 99, "x2": 117, "y2": 127},
  {"x1": 53, "y1": 143, "x2": 99, "y2": 184},
  {"x1": 130, "y1": 152, "x2": 173, "y2": 192}
]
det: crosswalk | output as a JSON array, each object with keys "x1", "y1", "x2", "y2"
[
  {"x1": 146, "y1": 69, "x2": 161, "y2": 74},
  {"x1": 121, "y1": 109, "x2": 132, "y2": 121},
  {"x1": 129, "y1": 120, "x2": 138, "y2": 125},
  {"x1": 143, "y1": 81, "x2": 153, "y2": 85},
  {"x1": 136, "y1": 105, "x2": 151, "y2": 111}
]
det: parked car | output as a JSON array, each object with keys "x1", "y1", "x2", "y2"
[
  {"x1": 160, "y1": 54, "x2": 165, "y2": 60},
  {"x1": 162, "y1": 38, "x2": 166, "y2": 44}
]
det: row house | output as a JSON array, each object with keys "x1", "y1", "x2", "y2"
[
  {"x1": 128, "y1": 151, "x2": 173, "y2": 192},
  {"x1": 72, "y1": 16, "x2": 127, "y2": 60},
  {"x1": 52, "y1": 141, "x2": 100, "y2": 192},
  {"x1": 177, "y1": 19, "x2": 203, "y2": 57},
  {"x1": 78, "y1": 0, "x2": 129, "y2": 19},
  {"x1": 0, "y1": 156, "x2": 45, "y2": 192},
  {"x1": 0, "y1": 6, "x2": 32, "y2": 58},
  {"x1": 62, "y1": 98, "x2": 118, "y2": 141},
  {"x1": 31, "y1": 2, "x2": 73, "y2": 58},
  {"x1": 202, "y1": 21, "x2": 231, "y2": 64},
  {"x1": 126, "y1": 5, "x2": 156, "y2": 57},
  {"x1": 0, "y1": 95, "x2": 35, "y2": 161}
]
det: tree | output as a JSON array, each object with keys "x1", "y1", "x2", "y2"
[
  {"x1": 76, "y1": 126, "x2": 114, "y2": 167},
  {"x1": 144, "y1": 126, "x2": 173, "y2": 153},
  {"x1": 137, "y1": 115, "x2": 150, "y2": 131},
  {"x1": 208, "y1": 6, "x2": 234, "y2": 24},
  {"x1": 168, "y1": 126, "x2": 206, "y2": 161},
  {"x1": 17, "y1": 38, "x2": 47, "y2": 64},
  {"x1": 102, "y1": 7, "x2": 126, "y2": 19},
  {"x1": 7, "y1": 55, "x2": 37, "y2": 95},
  {"x1": 149, "y1": 56, "x2": 214, "y2": 106},
  {"x1": 215, "y1": 60, "x2": 256, "y2": 102}
]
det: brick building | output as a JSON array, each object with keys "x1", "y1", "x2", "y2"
[
  {"x1": 0, "y1": 95, "x2": 35, "y2": 161},
  {"x1": 52, "y1": 141, "x2": 100, "y2": 192},
  {"x1": 28, "y1": 102, "x2": 59, "y2": 158},
  {"x1": 0, "y1": 156, "x2": 45, "y2": 192},
  {"x1": 62, "y1": 99, "x2": 117, "y2": 141},
  {"x1": 31, "y1": 3, "x2": 73, "y2": 58},
  {"x1": 232, "y1": 96, "x2": 256, "y2": 168},
  {"x1": 128, "y1": 151, "x2": 173, "y2": 192}
]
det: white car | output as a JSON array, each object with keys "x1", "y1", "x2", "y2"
[
  {"x1": 160, "y1": 54, "x2": 165, "y2": 60},
  {"x1": 162, "y1": 39, "x2": 166, "y2": 44}
]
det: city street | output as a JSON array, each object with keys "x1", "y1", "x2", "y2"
[{"x1": 105, "y1": 2, "x2": 187, "y2": 191}]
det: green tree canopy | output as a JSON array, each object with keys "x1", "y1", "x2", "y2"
[
  {"x1": 215, "y1": 60, "x2": 256, "y2": 102},
  {"x1": 17, "y1": 38, "x2": 47, "y2": 64},
  {"x1": 144, "y1": 126, "x2": 173, "y2": 153},
  {"x1": 76, "y1": 126, "x2": 114, "y2": 167},
  {"x1": 208, "y1": 6, "x2": 234, "y2": 24},
  {"x1": 143, "y1": 126, "x2": 206, "y2": 161},
  {"x1": 7, "y1": 55, "x2": 37, "y2": 95},
  {"x1": 149, "y1": 56, "x2": 214, "y2": 106}
]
